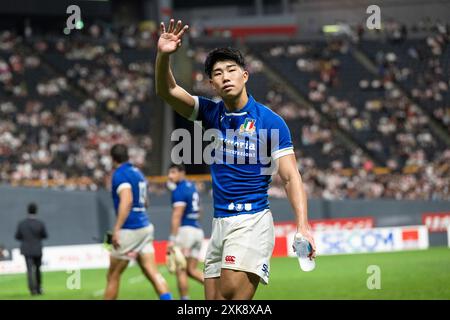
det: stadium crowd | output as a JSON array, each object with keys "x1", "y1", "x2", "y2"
[
  {"x1": 191, "y1": 44, "x2": 450, "y2": 200},
  {"x1": 0, "y1": 25, "x2": 448, "y2": 199},
  {"x1": 0, "y1": 30, "x2": 151, "y2": 190}
]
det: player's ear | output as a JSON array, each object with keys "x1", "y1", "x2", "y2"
[{"x1": 243, "y1": 69, "x2": 249, "y2": 84}]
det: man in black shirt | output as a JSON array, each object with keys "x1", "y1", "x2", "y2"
[{"x1": 15, "y1": 203, "x2": 48, "y2": 295}]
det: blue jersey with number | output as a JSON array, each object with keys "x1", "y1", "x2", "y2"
[
  {"x1": 171, "y1": 180, "x2": 201, "y2": 228},
  {"x1": 111, "y1": 162, "x2": 150, "y2": 229},
  {"x1": 189, "y1": 94, "x2": 294, "y2": 218}
]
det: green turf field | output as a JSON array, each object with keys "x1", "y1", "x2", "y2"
[{"x1": 1, "y1": 247, "x2": 449, "y2": 300}]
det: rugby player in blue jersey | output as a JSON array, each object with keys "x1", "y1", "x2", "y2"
[
  {"x1": 167, "y1": 163, "x2": 205, "y2": 300},
  {"x1": 104, "y1": 144, "x2": 172, "y2": 300},
  {"x1": 156, "y1": 19, "x2": 316, "y2": 300}
]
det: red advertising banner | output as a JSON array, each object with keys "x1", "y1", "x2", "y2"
[{"x1": 422, "y1": 212, "x2": 450, "y2": 232}]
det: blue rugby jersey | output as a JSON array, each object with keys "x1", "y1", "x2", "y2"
[
  {"x1": 111, "y1": 162, "x2": 150, "y2": 229},
  {"x1": 171, "y1": 180, "x2": 201, "y2": 228}
]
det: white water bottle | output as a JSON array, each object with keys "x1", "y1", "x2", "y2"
[{"x1": 293, "y1": 233, "x2": 315, "y2": 272}]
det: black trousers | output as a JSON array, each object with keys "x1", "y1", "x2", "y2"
[{"x1": 24, "y1": 255, "x2": 42, "y2": 294}]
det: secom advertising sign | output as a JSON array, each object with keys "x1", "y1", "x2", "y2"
[{"x1": 287, "y1": 226, "x2": 429, "y2": 256}]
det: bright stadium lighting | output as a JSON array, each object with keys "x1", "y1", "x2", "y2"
[{"x1": 76, "y1": 20, "x2": 84, "y2": 30}]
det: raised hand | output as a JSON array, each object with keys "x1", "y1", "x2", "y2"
[{"x1": 158, "y1": 19, "x2": 189, "y2": 55}]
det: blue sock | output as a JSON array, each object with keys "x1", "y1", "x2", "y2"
[{"x1": 159, "y1": 292, "x2": 172, "y2": 300}]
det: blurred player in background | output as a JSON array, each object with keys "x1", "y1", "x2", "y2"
[
  {"x1": 166, "y1": 163, "x2": 205, "y2": 300},
  {"x1": 104, "y1": 144, "x2": 172, "y2": 300},
  {"x1": 156, "y1": 19, "x2": 315, "y2": 300}
]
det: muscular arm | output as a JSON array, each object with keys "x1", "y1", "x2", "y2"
[
  {"x1": 170, "y1": 205, "x2": 185, "y2": 239},
  {"x1": 277, "y1": 154, "x2": 316, "y2": 254},
  {"x1": 114, "y1": 188, "x2": 133, "y2": 232},
  {"x1": 155, "y1": 19, "x2": 195, "y2": 119}
]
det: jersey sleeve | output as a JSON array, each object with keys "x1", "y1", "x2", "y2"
[
  {"x1": 112, "y1": 171, "x2": 131, "y2": 195},
  {"x1": 269, "y1": 114, "x2": 294, "y2": 160},
  {"x1": 171, "y1": 188, "x2": 187, "y2": 207},
  {"x1": 189, "y1": 96, "x2": 219, "y2": 129}
]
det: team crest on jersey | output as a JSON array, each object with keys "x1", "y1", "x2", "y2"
[{"x1": 239, "y1": 118, "x2": 256, "y2": 135}]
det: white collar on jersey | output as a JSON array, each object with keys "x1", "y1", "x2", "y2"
[
  {"x1": 222, "y1": 95, "x2": 255, "y2": 116},
  {"x1": 224, "y1": 111, "x2": 248, "y2": 116}
]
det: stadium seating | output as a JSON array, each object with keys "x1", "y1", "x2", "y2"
[
  {"x1": 0, "y1": 31, "x2": 151, "y2": 189},
  {"x1": 0, "y1": 27, "x2": 448, "y2": 200},
  {"x1": 251, "y1": 39, "x2": 449, "y2": 168}
]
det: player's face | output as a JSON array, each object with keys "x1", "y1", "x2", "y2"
[
  {"x1": 168, "y1": 168, "x2": 182, "y2": 183},
  {"x1": 209, "y1": 60, "x2": 248, "y2": 99}
]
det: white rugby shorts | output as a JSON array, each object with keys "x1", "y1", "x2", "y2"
[
  {"x1": 175, "y1": 225, "x2": 204, "y2": 259},
  {"x1": 110, "y1": 224, "x2": 155, "y2": 260},
  {"x1": 204, "y1": 209, "x2": 275, "y2": 285}
]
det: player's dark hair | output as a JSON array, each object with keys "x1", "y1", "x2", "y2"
[
  {"x1": 110, "y1": 144, "x2": 129, "y2": 164},
  {"x1": 168, "y1": 163, "x2": 186, "y2": 172},
  {"x1": 204, "y1": 47, "x2": 246, "y2": 78},
  {"x1": 28, "y1": 203, "x2": 37, "y2": 215}
]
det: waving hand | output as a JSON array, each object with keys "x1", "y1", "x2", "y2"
[{"x1": 158, "y1": 19, "x2": 189, "y2": 55}]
